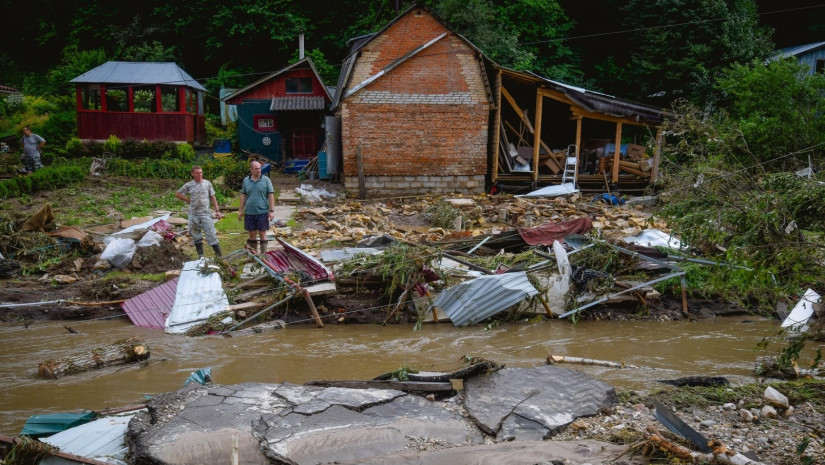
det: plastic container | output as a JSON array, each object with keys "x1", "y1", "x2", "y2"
[{"x1": 318, "y1": 151, "x2": 330, "y2": 179}]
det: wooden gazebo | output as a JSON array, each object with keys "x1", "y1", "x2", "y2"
[{"x1": 70, "y1": 61, "x2": 206, "y2": 144}]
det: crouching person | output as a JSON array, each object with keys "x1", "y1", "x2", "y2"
[{"x1": 176, "y1": 166, "x2": 224, "y2": 258}]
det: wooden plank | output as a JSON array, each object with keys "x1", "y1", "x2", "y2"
[
  {"x1": 569, "y1": 106, "x2": 655, "y2": 127},
  {"x1": 501, "y1": 87, "x2": 560, "y2": 173},
  {"x1": 224, "y1": 302, "x2": 265, "y2": 312},
  {"x1": 356, "y1": 146, "x2": 366, "y2": 200},
  {"x1": 533, "y1": 92, "x2": 543, "y2": 182},
  {"x1": 304, "y1": 380, "x2": 454, "y2": 392}
]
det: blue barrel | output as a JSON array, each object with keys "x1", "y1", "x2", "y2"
[{"x1": 318, "y1": 151, "x2": 330, "y2": 179}]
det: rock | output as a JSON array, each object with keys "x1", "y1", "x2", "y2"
[
  {"x1": 764, "y1": 386, "x2": 789, "y2": 409},
  {"x1": 700, "y1": 419, "x2": 717, "y2": 428},
  {"x1": 740, "y1": 409, "x2": 754, "y2": 422},
  {"x1": 723, "y1": 402, "x2": 737, "y2": 410},
  {"x1": 52, "y1": 274, "x2": 77, "y2": 284},
  {"x1": 783, "y1": 405, "x2": 794, "y2": 417},
  {"x1": 762, "y1": 405, "x2": 778, "y2": 419}
]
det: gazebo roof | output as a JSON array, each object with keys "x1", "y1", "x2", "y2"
[{"x1": 70, "y1": 61, "x2": 206, "y2": 91}]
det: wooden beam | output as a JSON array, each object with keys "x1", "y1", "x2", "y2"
[
  {"x1": 533, "y1": 92, "x2": 543, "y2": 182},
  {"x1": 501, "y1": 87, "x2": 561, "y2": 173},
  {"x1": 612, "y1": 122, "x2": 623, "y2": 183},
  {"x1": 574, "y1": 115, "x2": 582, "y2": 171},
  {"x1": 305, "y1": 380, "x2": 453, "y2": 392},
  {"x1": 536, "y1": 87, "x2": 576, "y2": 106},
  {"x1": 569, "y1": 106, "x2": 653, "y2": 127},
  {"x1": 491, "y1": 69, "x2": 502, "y2": 183},
  {"x1": 504, "y1": 120, "x2": 529, "y2": 146}
]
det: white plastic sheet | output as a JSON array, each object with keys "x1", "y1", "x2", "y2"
[
  {"x1": 137, "y1": 230, "x2": 163, "y2": 247},
  {"x1": 100, "y1": 238, "x2": 137, "y2": 269}
]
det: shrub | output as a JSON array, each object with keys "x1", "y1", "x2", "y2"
[
  {"x1": 176, "y1": 143, "x2": 196, "y2": 163},
  {"x1": 103, "y1": 135, "x2": 120, "y2": 154},
  {"x1": 65, "y1": 137, "x2": 88, "y2": 157},
  {"x1": 0, "y1": 166, "x2": 85, "y2": 199}
]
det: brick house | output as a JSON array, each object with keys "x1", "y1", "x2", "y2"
[{"x1": 331, "y1": 5, "x2": 493, "y2": 197}]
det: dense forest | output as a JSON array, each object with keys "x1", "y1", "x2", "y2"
[{"x1": 2, "y1": 0, "x2": 825, "y2": 107}]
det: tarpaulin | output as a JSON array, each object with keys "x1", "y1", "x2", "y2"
[{"x1": 517, "y1": 217, "x2": 592, "y2": 246}]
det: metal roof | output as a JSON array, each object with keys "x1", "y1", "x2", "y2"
[
  {"x1": 0, "y1": 84, "x2": 20, "y2": 94},
  {"x1": 433, "y1": 271, "x2": 538, "y2": 326},
  {"x1": 40, "y1": 412, "x2": 138, "y2": 465},
  {"x1": 165, "y1": 259, "x2": 230, "y2": 334},
  {"x1": 70, "y1": 61, "x2": 206, "y2": 91},
  {"x1": 777, "y1": 41, "x2": 825, "y2": 57},
  {"x1": 270, "y1": 96, "x2": 327, "y2": 111},
  {"x1": 121, "y1": 278, "x2": 178, "y2": 330}
]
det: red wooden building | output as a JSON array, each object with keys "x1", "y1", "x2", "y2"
[
  {"x1": 224, "y1": 57, "x2": 331, "y2": 164},
  {"x1": 70, "y1": 61, "x2": 206, "y2": 144}
]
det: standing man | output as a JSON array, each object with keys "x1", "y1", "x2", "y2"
[
  {"x1": 176, "y1": 166, "x2": 224, "y2": 259},
  {"x1": 19, "y1": 126, "x2": 45, "y2": 174},
  {"x1": 238, "y1": 160, "x2": 275, "y2": 254}
]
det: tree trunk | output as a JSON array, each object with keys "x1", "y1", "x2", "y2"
[{"x1": 38, "y1": 337, "x2": 149, "y2": 379}]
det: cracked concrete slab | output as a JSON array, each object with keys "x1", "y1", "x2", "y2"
[
  {"x1": 127, "y1": 365, "x2": 618, "y2": 465},
  {"x1": 463, "y1": 365, "x2": 616, "y2": 441}
]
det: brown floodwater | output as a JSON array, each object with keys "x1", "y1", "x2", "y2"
[{"x1": 0, "y1": 314, "x2": 811, "y2": 435}]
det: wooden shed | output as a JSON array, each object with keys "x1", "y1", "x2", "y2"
[
  {"x1": 490, "y1": 68, "x2": 667, "y2": 193},
  {"x1": 70, "y1": 61, "x2": 206, "y2": 144},
  {"x1": 331, "y1": 4, "x2": 493, "y2": 197},
  {"x1": 224, "y1": 57, "x2": 331, "y2": 165},
  {"x1": 776, "y1": 41, "x2": 825, "y2": 75}
]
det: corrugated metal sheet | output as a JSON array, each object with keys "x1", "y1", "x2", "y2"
[
  {"x1": 433, "y1": 272, "x2": 538, "y2": 326},
  {"x1": 40, "y1": 412, "x2": 137, "y2": 465},
  {"x1": 262, "y1": 238, "x2": 333, "y2": 282},
  {"x1": 777, "y1": 41, "x2": 825, "y2": 57},
  {"x1": 70, "y1": 61, "x2": 206, "y2": 91},
  {"x1": 165, "y1": 260, "x2": 229, "y2": 334},
  {"x1": 269, "y1": 96, "x2": 326, "y2": 111},
  {"x1": 121, "y1": 278, "x2": 178, "y2": 330}
]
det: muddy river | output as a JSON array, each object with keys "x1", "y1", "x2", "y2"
[{"x1": 0, "y1": 314, "x2": 799, "y2": 435}]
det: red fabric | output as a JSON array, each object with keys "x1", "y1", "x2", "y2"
[{"x1": 517, "y1": 217, "x2": 592, "y2": 246}]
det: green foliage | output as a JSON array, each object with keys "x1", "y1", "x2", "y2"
[
  {"x1": 103, "y1": 135, "x2": 121, "y2": 154},
  {"x1": 618, "y1": 0, "x2": 773, "y2": 105},
  {"x1": 0, "y1": 166, "x2": 85, "y2": 200},
  {"x1": 176, "y1": 143, "x2": 196, "y2": 163},
  {"x1": 716, "y1": 58, "x2": 825, "y2": 165},
  {"x1": 423, "y1": 200, "x2": 461, "y2": 229}
]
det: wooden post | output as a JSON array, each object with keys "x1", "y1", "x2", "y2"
[
  {"x1": 127, "y1": 86, "x2": 134, "y2": 113},
  {"x1": 491, "y1": 69, "x2": 502, "y2": 183},
  {"x1": 651, "y1": 127, "x2": 663, "y2": 183},
  {"x1": 356, "y1": 146, "x2": 366, "y2": 200},
  {"x1": 612, "y1": 122, "x2": 623, "y2": 183},
  {"x1": 574, "y1": 115, "x2": 582, "y2": 168},
  {"x1": 532, "y1": 92, "x2": 544, "y2": 182}
]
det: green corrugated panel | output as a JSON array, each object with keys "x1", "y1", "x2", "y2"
[
  {"x1": 237, "y1": 101, "x2": 281, "y2": 163},
  {"x1": 20, "y1": 411, "x2": 96, "y2": 438}
]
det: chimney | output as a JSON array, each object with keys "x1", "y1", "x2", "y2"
[{"x1": 299, "y1": 28, "x2": 305, "y2": 60}]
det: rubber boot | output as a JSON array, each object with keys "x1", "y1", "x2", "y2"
[
  {"x1": 259, "y1": 240, "x2": 268, "y2": 255},
  {"x1": 194, "y1": 242, "x2": 204, "y2": 259},
  {"x1": 246, "y1": 239, "x2": 257, "y2": 253},
  {"x1": 211, "y1": 243, "x2": 223, "y2": 258}
]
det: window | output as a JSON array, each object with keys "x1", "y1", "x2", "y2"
[
  {"x1": 816, "y1": 59, "x2": 825, "y2": 74},
  {"x1": 161, "y1": 86, "x2": 179, "y2": 112},
  {"x1": 285, "y1": 77, "x2": 312, "y2": 94},
  {"x1": 106, "y1": 87, "x2": 128, "y2": 112},
  {"x1": 133, "y1": 86, "x2": 156, "y2": 113},
  {"x1": 80, "y1": 85, "x2": 101, "y2": 110},
  {"x1": 254, "y1": 115, "x2": 277, "y2": 132}
]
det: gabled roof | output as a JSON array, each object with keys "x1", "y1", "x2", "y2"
[
  {"x1": 503, "y1": 68, "x2": 666, "y2": 124},
  {"x1": 70, "y1": 61, "x2": 206, "y2": 91},
  {"x1": 776, "y1": 41, "x2": 825, "y2": 57},
  {"x1": 332, "y1": 3, "x2": 495, "y2": 110},
  {"x1": 223, "y1": 57, "x2": 331, "y2": 104}
]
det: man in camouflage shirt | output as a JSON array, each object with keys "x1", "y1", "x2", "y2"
[{"x1": 175, "y1": 166, "x2": 224, "y2": 258}]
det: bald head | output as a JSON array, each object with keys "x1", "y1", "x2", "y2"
[{"x1": 249, "y1": 161, "x2": 262, "y2": 179}]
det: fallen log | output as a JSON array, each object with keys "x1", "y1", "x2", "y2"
[
  {"x1": 546, "y1": 353, "x2": 639, "y2": 369},
  {"x1": 304, "y1": 380, "x2": 453, "y2": 393},
  {"x1": 38, "y1": 337, "x2": 149, "y2": 379},
  {"x1": 644, "y1": 426, "x2": 766, "y2": 465}
]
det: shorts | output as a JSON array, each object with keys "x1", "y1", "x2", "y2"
[{"x1": 244, "y1": 212, "x2": 269, "y2": 232}]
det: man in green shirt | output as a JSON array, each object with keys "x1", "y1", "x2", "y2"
[{"x1": 237, "y1": 161, "x2": 275, "y2": 254}]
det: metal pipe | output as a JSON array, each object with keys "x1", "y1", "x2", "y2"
[{"x1": 558, "y1": 271, "x2": 685, "y2": 319}]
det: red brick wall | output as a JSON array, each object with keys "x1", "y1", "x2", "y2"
[{"x1": 340, "y1": 8, "x2": 490, "y2": 195}]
